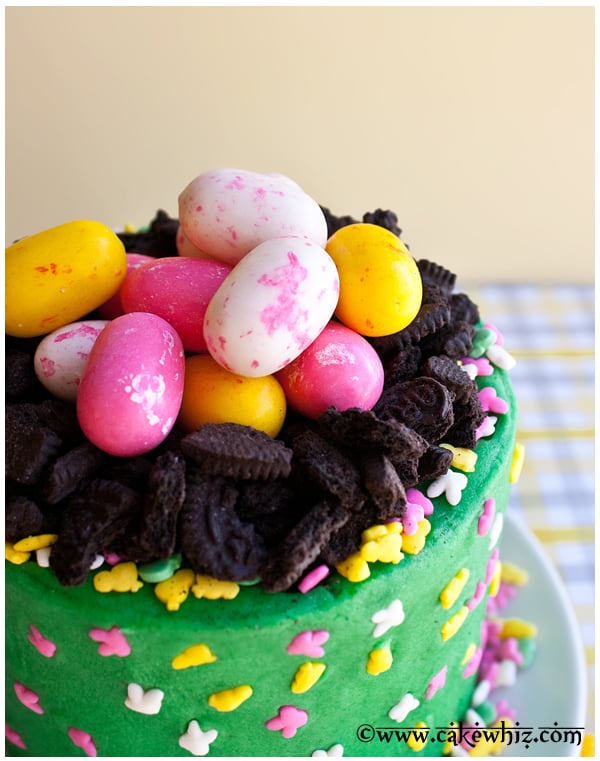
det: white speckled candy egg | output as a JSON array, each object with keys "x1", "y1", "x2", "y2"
[
  {"x1": 178, "y1": 168, "x2": 328, "y2": 265},
  {"x1": 77, "y1": 312, "x2": 185, "y2": 456},
  {"x1": 204, "y1": 237, "x2": 339, "y2": 377},
  {"x1": 33, "y1": 320, "x2": 110, "y2": 402}
]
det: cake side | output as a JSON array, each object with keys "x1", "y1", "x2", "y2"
[{"x1": 5, "y1": 364, "x2": 517, "y2": 757}]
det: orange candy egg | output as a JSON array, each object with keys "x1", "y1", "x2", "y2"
[{"x1": 178, "y1": 354, "x2": 287, "y2": 438}]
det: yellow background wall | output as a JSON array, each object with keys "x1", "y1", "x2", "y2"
[{"x1": 5, "y1": 6, "x2": 594, "y2": 281}]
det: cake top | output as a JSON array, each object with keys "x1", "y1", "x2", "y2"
[{"x1": 5, "y1": 168, "x2": 517, "y2": 598}]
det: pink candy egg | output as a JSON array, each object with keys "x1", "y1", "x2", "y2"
[
  {"x1": 276, "y1": 321, "x2": 384, "y2": 419},
  {"x1": 120, "y1": 257, "x2": 232, "y2": 352},
  {"x1": 77, "y1": 312, "x2": 185, "y2": 456},
  {"x1": 204, "y1": 237, "x2": 340, "y2": 377},
  {"x1": 97, "y1": 253, "x2": 155, "y2": 320},
  {"x1": 178, "y1": 168, "x2": 328, "y2": 265},
  {"x1": 33, "y1": 320, "x2": 110, "y2": 402}
]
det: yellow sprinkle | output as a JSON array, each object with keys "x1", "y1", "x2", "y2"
[
  {"x1": 499, "y1": 617, "x2": 538, "y2": 639},
  {"x1": 291, "y1": 662, "x2": 326, "y2": 694},
  {"x1": 407, "y1": 721, "x2": 429, "y2": 752},
  {"x1": 489, "y1": 560, "x2": 502, "y2": 597},
  {"x1": 93, "y1": 562, "x2": 143, "y2": 594},
  {"x1": 509, "y1": 441, "x2": 525, "y2": 484},
  {"x1": 366, "y1": 646, "x2": 393, "y2": 676},
  {"x1": 401, "y1": 518, "x2": 431, "y2": 555},
  {"x1": 154, "y1": 568, "x2": 195, "y2": 611},
  {"x1": 440, "y1": 443, "x2": 478, "y2": 473},
  {"x1": 500, "y1": 561, "x2": 529, "y2": 586},
  {"x1": 361, "y1": 534, "x2": 404, "y2": 564},
  {"x1": 208, "y1": 684, "x2": 253, "y2": 711},
  {"x1": 362, "y1": 522, "x2": 402, "y2": 542},
  {"x1": 192, "y1": 575, "x2": 240, "y2": 600},
  {"x1": 336, "y1": 552, "x2": 370, "y2": 582},
  {"x1": 581, "y1": 734, "x2": 595, "y2": 757},
  {"x1": 123, "y1": 222, "x2": 138, "y2": 233},
  {"x1": 13, "y1": 534, "x2": 58, "y2": 552},
  {"x1": 441, "y1": 606, "x2": 469, "y2": 641},
  {"x1": 462, "y1": 642, "x2": 477, "y2": 665},
  {"x1": 5, "y1": 542, "x2": 31, "y2": 565},
  {"x1": 468, "y1": 717, "x2": 514, "y2": 756},
  {"x1": 439, "y1": 567, "x2": 470, "y2": 610},
  {"x1": 171, "y1": 643, "x2": 217, "y2": 670}
]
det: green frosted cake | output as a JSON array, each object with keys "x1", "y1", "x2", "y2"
[{"x1": 5, "y1": 169, "x2": 522, "y2": 757}]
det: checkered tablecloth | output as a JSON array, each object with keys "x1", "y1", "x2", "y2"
[{"x1": 464, "y1": 282, "x2": 595, "y2": 737}]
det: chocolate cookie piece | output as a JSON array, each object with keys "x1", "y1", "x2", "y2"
[
  {"x1": 128, "y1": 451, "x2": 187, "y2": 562},
  {"x1": 360, "y1": 453, "x2": 406, "y2": 521},
  {"x1": 179, "y1": 474, "x2": 267, "y2": 582},
  {"x1": 444, "y1": 392, "x2": 486, "y2": 449},
  {"x1": 362, "y1": 208, "x2": 403, "y2": 237},
  {"x1": 320, "y1": 206, "x2": 359, "y2": 237},
  {"x1": 236, "y1": 479, "x2": 310, "y2": 547},
  {"x1": 6, "y1": 405, "x2": 62, "y2": 485},
  {"x1": 261, "y1": 499, "x2": 349, "y2": 592},
  {"x1": 50, "y1": 479, "x2": 141, "y2": 586},
  {"x1": 5, "y1": 496, "x2": 46, "y2": 543},
  {"x1": 375, "y1": 377, "x2": 454, "y2": 444},
  {"x1": 5, "y1": 349, "x2": 40, "y2": 400},
  {"x1": 419, "y1": 320, "x2": 474, "y2": 361},
  {"x1": 421, "y1": 355, "x2": 476, "y2": 402},
  {"x1": 117, "y1": 210, "x2": 179, "y2": 259},
  {"x1": 290, "y1": 428, "x2": 365, "y2": 510},
  {"x1": 417, "y1": 445, "x2": 454, "y2": 483},
  {"x1": 450, "y1": 292, "x2": 480, "y2": 325},
  {"x1": 180, "y1": 423, "x2": 293, "y2": 480},
  {"x1": 381, "y1": 344, "x2": 423, "y2": 387},
  {"x1": 417, "y1": 259, "x2": 457, "y2": 295},
  {"x1": 318, "y1": 407, "x2": 429, "y2": 463},
  {"x1": 43, "y1": 442, "x2": 104, "y2": 505}
]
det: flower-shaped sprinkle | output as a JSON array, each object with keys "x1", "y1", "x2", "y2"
[
  {"x1": 125, "y1": 683, "x2": 164, "y2": 715},
  {"x1": 312, "y1": 743, "x2": 344, "y2": 757},
  {"x1": 389, "y1": 693, "x2": 420, "y2": 723},
  {"x1": 371, "y1": 599, "x2": 405, "y2": 638},
  {"x1": 426, "y1": 470, "x2": 468, "y2": 506},
  {"x1": 286, "y1": 630, "x2": 329, "y2": 658},
  {"x1": 401, "y1": 518, "x2": 431, "y2": 555},
  {"x1": 486, "y1": 344, "x2": 516, "y2": 371},
  {"x1": 478, "y1": 387, "x2": 509, "y2": 414},
  {"x1": 89, "y1": 626, "x2": 131, "y2": 657}
]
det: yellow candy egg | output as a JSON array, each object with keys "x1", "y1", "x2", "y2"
[
  {"x1": 5, "y1": 220, "x2": 127, "y2": 338},
  {"x1": 325, "y1": 223, "x2": 422, "y2": 337},
  {"x1": 178, "y1": 354, "x2": 286, "y2": 438}
]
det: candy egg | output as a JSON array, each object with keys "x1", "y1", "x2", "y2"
[
  {"x1": 178, "y1": 168, "x2": 328, "y2": 265},
  {"x1": 5, "y1": 220, "x2": 127, "y2": 338},
  {"x1": 33, "y1": 320, "x2": 110, "y2": 402},
  {"x1": 77, "y1": 312, "x2": 185, "y2": 456},
  {"x1": 204, "y1": 237, "x2": 340, "y2": 377},
  {"x1": 178, "y1": 354, "x2": 287, "y2": 438},
  {"x1": 120, "y1": 257, "x2": 232, "y2": 353},
  {"x1": 97, "y1": 253, "x2": 155, "y2": 319},
  {"x1": 325, "y1": 223, "x2": 422, "y2": 337},
  {"x1": 276, "y1": 321, "x2": 384, "y2": 419},
  {"x1": 176, "y1": 226, "x2": 214, "y2": 260}
]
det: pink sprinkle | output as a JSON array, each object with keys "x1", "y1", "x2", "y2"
[
  {"x1": 485, "y1": 548, "x2": 500, "y2": 584},
  {"x1": 402, "y1": 500, "x2": 425, "y2": 536},
  {"x1": 68, "y1": 728, "x2": 97, "y2": 757},
  {"x1": 14, "y1": 682, "x2": 44, "y2": 714},
  {"x1": 478, "y1": 387, "x2": 509, "y2": 414},
  {"x1": 495, "y1": 699, "x2": 517, "y2": 722},
  {"x1": 405, "y1": 488, "x2": 434, "y2": 517},
  {"x1": 462, "y1": 646, "x2": 482, "y2": 678},
  {"x1": 298, "y1": 564, "x2": 330, "y2": 594},
  {"x1": 286, "y1": 630, "x2": 329, "y2": 658},
  {"x1": 426, "y1": 665, "x2": 448, "y2": 699},
  {"x1": 497, "y1": 636, "x2": 524, "y2": 666},
  {"x1": 487, "y1": 581, "x2": 518, "y2": 614},
  {"x1": 89, "y1": 626, "x2": 131, "y2": 657},
  {"x1": 5, "y1": 724, "x2": 26, "y2": 749},
  {"x1": 466, "y1": 581, "x2": 487, "y2": 611},
  {"x1": 103, "y1": 552, "x2": 121, "y2": 566},
  {"x1": 265, "y1": 705, "x2": 309, "y2": 739},
  {"x1": 477, "y1": 498, "x2": 496, "y2": 536},
  {"x1": 28, "y1": 624, "x2": 57, "y2": 657},
  {"x1": 479, "y1": 660, "x2": 500, "y2": 687},
  {"x1": 461, "y1": 356, "x2": 493, "y2": 376}
]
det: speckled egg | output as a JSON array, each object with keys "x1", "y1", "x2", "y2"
[
  {"x1": 203, "y1": 237, "x2": 339, "y2": 378},
  {"x1": 33, "y1": 320, "x2": 110, "y2": 402},
  {"x1": 77, "y1": 312, "x2": 185, "y2": 456},
  {"x1": 178, "y1": 168, "x2": 328, "y2": 265},
  {"x1": 97, "y1": 253, "x2": 155, "y2": 320}
]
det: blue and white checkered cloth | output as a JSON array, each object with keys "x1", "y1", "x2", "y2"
[{"x1": 464, "y1": 282, "x2": 595, "y2": 734}]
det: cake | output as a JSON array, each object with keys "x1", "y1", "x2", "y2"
[{"x1": 5, "y1": 169, "x2": 524, "y2": 757}]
